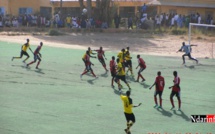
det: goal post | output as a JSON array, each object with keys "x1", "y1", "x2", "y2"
[{"x1": 189, "y1": 23, "x2": 215, "y2": 59}]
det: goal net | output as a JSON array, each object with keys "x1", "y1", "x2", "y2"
[{"x1": 189, "y1": 23, "x2": 215, "y2": 59}]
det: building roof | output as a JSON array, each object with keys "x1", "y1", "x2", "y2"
[
  {"x1": 50, "y1": 0, "x2": 151, "y2": 1},
  {"x1": 148, "y1": 0, "x2": 215, "y2": 8}
]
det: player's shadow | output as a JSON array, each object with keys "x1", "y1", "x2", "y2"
[
  {"x1": 87, "y1": 78, "x2": 98, "y2": 85},
  {"x1": 126, "y1": 75, "x2": 136, "y2": 82},
  {"x1": 100, "y1": 71, "x2": 108, "y2": 78},
  {"x1": 140, "y1": 82, "x2": 150, "y2": 89},
  {"x1": 112, "y1": 86, "x2": 126, "y2": 96},
  {"x1": 112, "y1": 86, "x2": 121, "y2": 95},
  {"x1": 173, "y1": 110, "x2": 190, "y2": 122},
  {"x1": 35, "y1": 69, "x2": 45, "y2": 74},
  {"x1": 156, "y1": 108, "x2": 173, "y2": 117},
  {"x1": 11, "y1": 64, "x2": 27, "y2": 69},
  {"x1": 184, "y1": 65, "x2": 195, "y2": 69}
]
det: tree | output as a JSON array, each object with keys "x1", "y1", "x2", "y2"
[
  {"x1": 78, "y1": 0, "x2": 117, "y2": 26},
  {"x1": 87, "y1": 0, "x2": 92, "y2": 18},
  {"x1": 79, "y1": 0, "x2": 84, "y2": 10}
]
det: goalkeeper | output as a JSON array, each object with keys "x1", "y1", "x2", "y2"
[{"x1": 177, "y1": 42, "x2": 198, "y2": 65}]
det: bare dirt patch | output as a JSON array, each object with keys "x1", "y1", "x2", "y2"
[{"x1": 0, "y1": 32, "x2": 214, "y2": 58}]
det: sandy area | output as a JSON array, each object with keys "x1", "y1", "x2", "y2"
[{"x1": 0, "y1": 33, "x2": 215, "y2": 58}]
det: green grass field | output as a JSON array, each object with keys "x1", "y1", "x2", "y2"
[{"x1": 0, "y1": 41, "x2": 215, "y2": 134}]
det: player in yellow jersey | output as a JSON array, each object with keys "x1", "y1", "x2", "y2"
[
  {"x1": 124, "y1": 47, "x2": 134, "y2": 76},
  {"x1": 120, "y1": 91, "x2": 141, "y2": 134},
  {"x1": 115, "y1": 58, "x2": 131, "y2": 92},
  {"x1": 117, "y1": 48, "x2": 126, "y2": 69},
  {"x1": 12, "y1": 39, "x2": 33, "y2": 63}
]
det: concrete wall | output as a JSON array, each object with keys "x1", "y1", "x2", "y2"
[
  {"x1": 8, "y1": 0, "x2": 39, "y2": 15},
  {"x1": 0, "y1": 0, "x2": 9, "y2": 15}
]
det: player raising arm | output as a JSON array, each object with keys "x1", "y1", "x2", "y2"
[
  {"x1": 120, "y1": 91, "x2": 141, "y2": 134},
  {"x1": 94, "y1": 47, "x2": 108, "y2": 72},
  {"x1": 177, "y1": 42, "x2": 198, "y2": 64},
  {"x1": 80, "y1": 50, "x2": 98, "y2": 79}
]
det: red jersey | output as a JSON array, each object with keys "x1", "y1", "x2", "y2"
[
  {"x1": 84, "y1": 54, "x2": 91, "y2": 65},
  {"x1": 155, "y1": 76, "x2": 165, "y2": 91},
  {"x1": 34, "y1": 45, "x2": 42, "y2": 55},
  {"x1": 109, "y1": 60, "x2": 116, "y2": 73},
  {"x1": 138, "y1": 58, "x2": 146, "y2": 68},
  {"x1": 172, "y1": 76, "x2": 180, "y2": 92},
  {"x1": 95, "y1": 50, "x2": 104, "y2": 59}
]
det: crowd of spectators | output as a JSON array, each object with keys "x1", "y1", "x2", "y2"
[
  {"x1": 153, "y1": 12, "x2": 214, "y2": 29},
  {"x1": 0, "y1": 14, "x2": 51, "y2": 28},
  {"x1": 0, "y1": 10, "x2": 214, "y2": 30}
]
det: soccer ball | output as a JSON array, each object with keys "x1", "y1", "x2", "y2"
[{"x1": 82, "y1": 8, "x2": 87, "y2": 14}]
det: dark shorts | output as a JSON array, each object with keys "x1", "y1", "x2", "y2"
[
  {"x1": 98, "y1": 58, "x2": 105, "y2": 64},
  {"x1": 154, "y1": 90, "x2": 163, "y2": 97},
  {"x1": 34, "y1": 54, "x2": 41, "y2": 62},
  {"x1": 170, "y1": 91, "x2": 180, "y2": 98},
  {"x1": 124, "y1": 112, "x2": 135, "y2": 123},
  {"x1": 116, "y1": 75, "x2": 126, "y2": 82},
  {"x1": 111, "y1": 71, "x2": 116, "y2": 77},
  {"x1": 21, "y1": 50, "x2": 29, "y2": 57},
  {"x1": 125, "y1": 60, "x2": 132, "y2": 67}
]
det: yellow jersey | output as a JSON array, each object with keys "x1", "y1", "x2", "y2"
[
  {"x1": 82, "y1": 50, "x2": 92, "y2": 60},
  {"x1": 117, "y1": 51, "x2": 124, "y2": 63},
  {"x1": 121, "y1": 95, "x2": 133, "y2": 114},
  {"x1": 117, "y1": 62, "x2": 125, "y2": 76},
  {"x1": 125, "y1": 50, "x2": 131, "y2": 61},
  {"x1": 22, "y1": 43, "x2": 29, "y2": 52},
  {"x1": 66, "y1": 16, "x2": 72, "y2": 23}
]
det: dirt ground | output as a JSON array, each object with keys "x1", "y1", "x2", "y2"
[{"x1": 0, "y1": 32, "x2": 215, "y2": 58}]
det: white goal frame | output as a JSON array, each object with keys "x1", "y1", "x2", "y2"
[{"x1": 189, "y1": 23, "x2": 215, "y2": 58}]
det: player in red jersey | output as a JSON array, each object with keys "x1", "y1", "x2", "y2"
[
  {"x1": 110, "y1": 56, "x2": 117, "y2": 87},
  {"x1": 80, "y1": 50, "x2": 97, "y2": 79},
  {"x1": 149, "y1": 71, "x2": 165, "y2": 108},
  {"x1": 26, "y1": 42, "x2": 43, "y2": 69},
  {"x1": 109, "y1": 56, "x2": 122, "y2": 88},
  {"x1": 94, "y1": 47, "x2": 108, "y2": 71},
  {"x1": 169, "y1": 71, "x2": 181, "y2": 111},
  {"x1": 135, "y1": 55, "x2": 146, "y2": 82}
]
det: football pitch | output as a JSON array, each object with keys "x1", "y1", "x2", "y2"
[{"x1": 0, "y1": 41, "x2": 215, "y2": 134}]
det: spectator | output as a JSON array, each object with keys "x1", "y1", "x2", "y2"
[
  {"x1": 5, "y1": 19, "x2": 11, "y2": 27},
  {"x1": 12, "y1": 18, "x2": 18, "y2": 27},
  {"x1": 141, "y1": 3, "x2": 147, "y2": 13},
  {"x1": 0, "y1": 16, "x2": 3, "y2": 27},
  {"x1": 45, "y1": 20, "x2": 51, "y2": 27},
  {"x1": 96, "y1": 19, "x2": 102, "y2": 28},
  {"x1": 165, "y1": 14, "x2": 169, "y2": 26},
  {"x1": 114, "y1": 14, "x2": 121, "y2": 28},
  {"x1": 128, "y1": 17, "x2": 133, "y2": 29},
  {"x1": 89, "y1": 17, "x2": 95, "y2": 28},
  {"x1": 210, "y1": 17, "x2": 213, "y2": 25},
  {"x1": 198, "y1": 14, "x2": 201, "y2": 24},
  {"x1": 66, "y1": 14, "x2": 72, "y2": 28},
  {"x1": 170, "y1": 16, "x2": 174, "y2": 29},
  {"x1": 155, "y1": 15, "x2": 161, "y2": 30},
  {"x1": 101, "y1": 21, "x2": 108, "y2": 29}
]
